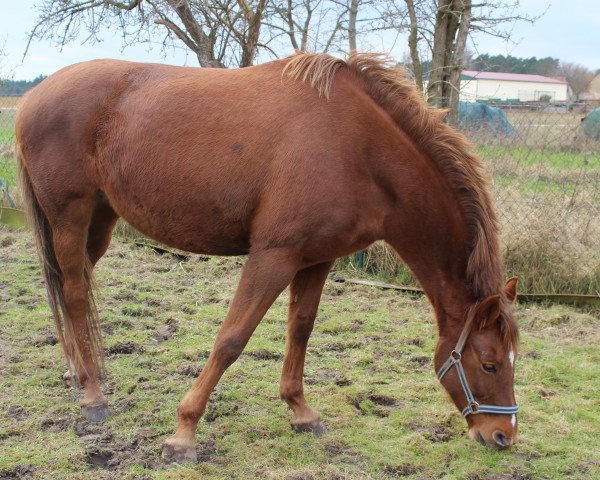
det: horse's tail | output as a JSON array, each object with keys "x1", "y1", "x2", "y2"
[{"x1": 17, "y1": 152, "x2": 104, "y2": 378}]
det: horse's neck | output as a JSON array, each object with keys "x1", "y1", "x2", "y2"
[{"x1": 374, "y1": 139, "x2": 476, "y2": 322}]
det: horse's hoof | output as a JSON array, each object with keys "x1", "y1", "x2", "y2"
[
  {"x1": 162, "y1": 437, "x2": 197, "y2": 464},
  {"x1": 291, "y1": 421, "x2": 327, "y2": 437},
  {"x1": 81, "y1": 403, "x2": 108, "y2": 423}
]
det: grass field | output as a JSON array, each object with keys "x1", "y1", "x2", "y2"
[
  {"x1": 1, "y1": 228, "x2": 599, "y2": 479},
  {"x1": 0, "y1": 98, "x2": 18, "y2": 145}
]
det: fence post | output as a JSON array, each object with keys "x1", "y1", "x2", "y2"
[{"x1": 356, "y1": 251, "x2": 365, "y2": 271}]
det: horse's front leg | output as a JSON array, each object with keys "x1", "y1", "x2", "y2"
[
  {"x1": 161, "y1": 248, "x2": 301, "y2": 463},
  {"x1": 280, "y1": 261, "x2": 333, "y2": 435}
]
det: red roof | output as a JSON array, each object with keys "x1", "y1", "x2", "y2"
[{"x1": 462, "y1": 70, "x2": 567, "y2": 85}]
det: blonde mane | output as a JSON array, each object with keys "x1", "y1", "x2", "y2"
[{"x1": 283, "y1": 52, "x2": 504, "y2": 299}]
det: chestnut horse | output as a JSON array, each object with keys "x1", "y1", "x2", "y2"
[{"x1": 16, "y1": 52, "x2": 520, "y2": 462}]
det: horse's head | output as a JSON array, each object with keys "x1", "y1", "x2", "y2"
[{"x1": 435, "y1": 277, "x2": 519, "y2": 448}]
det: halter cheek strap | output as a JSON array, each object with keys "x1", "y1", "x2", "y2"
[{"x1": 436, "y1": 319, "x2": 519, "y2": 417}]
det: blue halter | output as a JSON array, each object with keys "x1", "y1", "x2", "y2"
[{"x1": 437, "y1": 318, "x2": 519, "y2": 417}]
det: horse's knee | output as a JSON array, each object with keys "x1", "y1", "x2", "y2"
[
  {"x1": 290, "y1": 312, "x2": 316, "y2": 345},
  {"x1": 214, "y1": 334, "x2": 246, "y2": 367}
]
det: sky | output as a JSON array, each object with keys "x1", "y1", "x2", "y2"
[{"x1": 2, "y1": 0, "x2": 599, "y2": 80}]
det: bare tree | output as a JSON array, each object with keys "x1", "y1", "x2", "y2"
[
  {"x1": 28, "y1": 0, "x2": 388, "y2": 70},
  {"x1": 425, "y1": 0, "x2": 472, "y2": 125},
  {"x1": 380, "y1": 0, "x2": 541, "y2": 124},
  {"x1": 347, "y1": 0, "x2": 359, "y2": 50},
  {"x1": 559, "y1": 62, "x2": 594, "y2": 101},
  {"x1": 28, "y1": 0, "x2": 269, "y2": 68},
  {"x1": 265, "y1": 0, "x2": 341, "y2": 52},
  {"x1": 338, "y1": 0, "x2": 386, "y2": 53},
  {"x1": 207, "y1": 0, "x2": 269, "y2": 66},
  {"x1": 404, "y1": 0, "x2": 423, "y2": 92},
  {"x1": 264, "y1": 0, "x2": 364, "y2": 54}
]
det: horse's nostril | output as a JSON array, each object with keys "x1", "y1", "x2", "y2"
[{"x1": 492, "y1": 430, "x2": 512, "y2": 448}]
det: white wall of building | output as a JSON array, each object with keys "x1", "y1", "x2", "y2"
[{"x1": 460, "y1": 79, "x2": 568, "y2": 102}]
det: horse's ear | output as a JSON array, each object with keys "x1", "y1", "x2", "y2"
[
  {"x1": 476, "y1": 294, "x2": 501, "y2": 329},
  {"x1": 503, "y1": 277, "x2": 518, "y2": 304}
]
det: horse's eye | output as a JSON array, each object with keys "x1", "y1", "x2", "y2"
[{"x1": 482, "y1": 363, "x2": 497, "y2": 373}]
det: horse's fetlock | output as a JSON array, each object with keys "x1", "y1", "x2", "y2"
[{"x1": 280, "y1": 381, "x2": 303, "y2": 404}]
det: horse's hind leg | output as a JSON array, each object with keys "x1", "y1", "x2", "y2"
[
  {"x1": 62, "y1": 196, "x2": 119, "y2": 391},
  {"x1": 87, "y1": 194, "x2": 119, "y2": 266},
  {"x1": 280, "y1": 261, "x2": 333, "y2": 435},
  {"x1": 50, "y1": 199, "x2": 111, "y2": 422},
  {"x1": 162, "y1": 248, "x2": 301, "y2": 463}
]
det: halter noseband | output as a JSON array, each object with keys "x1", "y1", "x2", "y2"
[{"x1": 436, "y1": 316, "x2": 519, "y2": 417}]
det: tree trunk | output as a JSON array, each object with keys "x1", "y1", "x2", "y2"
[
  {"x1": 426, "y1": 0, "x2": 471, "y2": 125},
  {"x1": 239, "y1": 12, "x2": 262, "y2": 67},
  {"x1": 447, "y1": 0, "x2": 471, "y2": 126},
  {"x1": 348, "y1": 0, "x2": 359, "y2": 52},
  {"x1": 164, "y1": 0, "x2": 226, "y2": 68},
  {"x1": 238, "y1": 0, "x2": 268, "y2": 67},
  {"x1": 427, "y1": 0, "x2": 451, "y2": 108},
  {"x1": 405, "y1": 0, "x2": 423, "y2": 93}
]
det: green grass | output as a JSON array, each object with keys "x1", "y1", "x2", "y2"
[
  {"x1": 1, "y1": 229, "x2": 599, "y2": 479},
  {"x1": 478, "y1": 144, "x2": 600, "y2": 172},
  {"x1": 494, "y1": 174, "x2": 582, "y2": 197},
  {"x1": 0, "y1": 155, "x2": 17, "y2": 195},
  {"x1": 0, "y1": 108, "x2": 17, "y2": 145}
]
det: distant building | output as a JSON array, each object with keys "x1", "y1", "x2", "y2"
[{"x1": 459, "y1": 70, "x2": 569, "y2": 103}]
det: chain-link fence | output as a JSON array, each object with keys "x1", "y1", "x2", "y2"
[
  {"x1": 463, "y1": 104, "x2": 599, "y2": 295},
  {"x1": 1, "y1": 96, "x2": 599, "y2": 294},
  {"x1": 0, "y1": 96, "x2": 19, "y2": 207}
]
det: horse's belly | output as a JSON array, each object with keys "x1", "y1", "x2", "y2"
[
  {"x1": 119, "y1": 202, "x2": 251, "y2": 255},
  {"x1": 101, "y1": 178, "x2": 253, "y2": 256}
]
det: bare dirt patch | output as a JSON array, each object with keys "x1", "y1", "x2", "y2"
[
  {"x1": 383, "y1": 463, "x2": 419, "y2": 477},
  {"x1": 305, "y1": 369, "x2": 351, "y2": 386},
  {"x1": 40, "y1": 415, "x2": 74, "y2": 431},
  {"x1": 407, "y1": 421, "x2": 454, "y2": 442},
  {"x1": 245, "y1": 349, "x2": 282, "y2": 361},
  {"x1": 0, "y1": 464, "x2": 35, "y2": 479},
  {"x1": 6, "y1": 406, "x2": 27, "y2": 420},
  {"x1": 348, "y1": 392, "x2": 402, "y2": 417},
  {"x1": 151, "y1": 317, "x2": 179, "y2": 343},
  {"x1": 177, "y1": 363, "x2": 203, "y2": 377},
  {"x1": 106, "y1": 341, "x2": 143, "y2": 356}
]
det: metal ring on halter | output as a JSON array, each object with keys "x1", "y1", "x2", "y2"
[{"x1": 450, "y1": 350, "x2": 461, "y2": 361}]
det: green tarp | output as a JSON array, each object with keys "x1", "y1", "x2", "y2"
[
  {"x1": 458, "y1": 102, "x2": 514, "y2": 136},
  {"x1": 580, "y1": 108, "x2": 600, "y2": 140}
]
